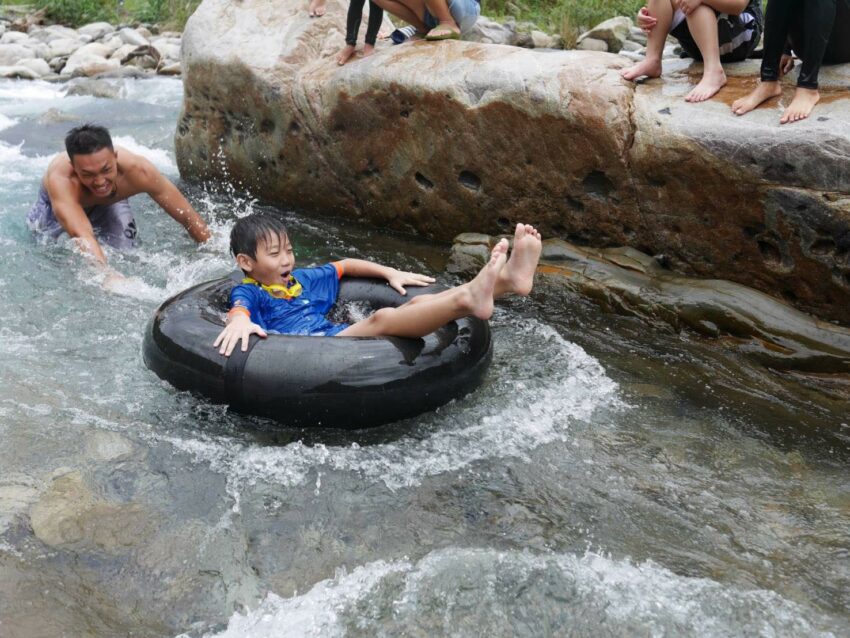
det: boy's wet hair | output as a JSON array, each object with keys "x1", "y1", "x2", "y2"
[
  {"x1": 230, "y1": 213, "x2": 289, "y2": 260},
  {"x1": 65, "y1": 124, "x2": 114, "y2": 160}
]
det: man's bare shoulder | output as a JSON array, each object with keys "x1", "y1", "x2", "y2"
[
  {"x1": 44, "y1": 154, "x2": 80, "y2": 198},
  {"x1": 116, "y1": 146, "x2": 161, "y2": 189}
]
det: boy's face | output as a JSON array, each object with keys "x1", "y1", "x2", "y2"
[{"x1": 237, "y1": 232, "x2": 296, "y2": 286}]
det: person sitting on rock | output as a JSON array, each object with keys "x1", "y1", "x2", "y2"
[
  {"x1": 621, "y1": 0, "x2": 763, "y2": 102},
  {"x1": 28, "y1": 124, "x2": 211, "y2": 288},
  {"x1": 336, "y1": 0, "x2": 384, "y2": 64},
  {"x1": 731, "y1": 0, "x2": 850, "y2": 124},
  {"x1": 367, "y1": 0, "x2": 479, "y2": 42},
  {"x1": 214, "y1": 213, "x2": 541, "y2": 356}
]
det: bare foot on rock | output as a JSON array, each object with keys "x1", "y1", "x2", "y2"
[
  {"x1": 620, "y1": 57, "x2": 662, "y2": 81},
  {"x1": 731, "y1": 80, "x2": 782, "y2": 115},
  {"x1": 685, "y1": 67, "x2": 726, "y2": 102},
  {"x1": 337, "y1": 44, "x2": 356, "y2": 65},
  {"x1": 781, "y1": 87, "x2": 819, "y2": 124},
  {"x1": 308, "y1": 0, "x2": 326, "y2": 17},
  {"x1": 498, "y1": 223, "x2": 542, "y2": 296},
  {"x1": 361, "y1": 43, "x2": 376, "y2": 58}
]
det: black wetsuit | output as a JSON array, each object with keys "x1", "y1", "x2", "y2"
[
  {"x1": 762, "y1": 0, "x2": 850, "y2": 88},
  {"x1": 346, "y1": 0, "x2": 383, "y2": 46}
]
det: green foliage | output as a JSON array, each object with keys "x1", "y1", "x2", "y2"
[
  {"x1": 485, "y1": 0, "x2": 644, "y2": 46},
  {"x1": 28, "y1": 0, "x2": 201, "y2": 29}
]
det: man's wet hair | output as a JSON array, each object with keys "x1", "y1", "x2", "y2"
[
  {"x1": 65, "y1": 124, "x2": 114, "y2": 160},
  {"x1": 230, "y1": 213, "x2": 289, "y2": 260}
]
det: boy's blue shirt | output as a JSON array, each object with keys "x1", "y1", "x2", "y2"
[{"x1": 230, "y1": 263, "x2": 349, "y2": 336}]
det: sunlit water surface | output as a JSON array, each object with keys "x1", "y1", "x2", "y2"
[{"x1": 0, "y1": 78, "x2": 847, "y2": 638}]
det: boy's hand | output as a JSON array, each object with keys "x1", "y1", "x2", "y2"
[
  {"x1": 214, "y1": 313, "x2": 267, "y2": 357},
  {"x1": 637, "y1": 7, "x2": 657, "y2": 33},
  {"x1": 387, "y1": 269, "x2": 436, "y2": 295},
  {"x1": 675, "y1": 0, "x2": 701, "y2": 16},
  {"x1": 780, "y1": 54, "x2": 795, "y2": 75}
]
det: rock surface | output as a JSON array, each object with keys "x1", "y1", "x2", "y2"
[{"x1": 176, "y1": 0, "x2": 850, "y2": 324}]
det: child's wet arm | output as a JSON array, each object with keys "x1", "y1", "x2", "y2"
[{"x1": 334, "y1": 258, "x2": 397, "y2": 281}]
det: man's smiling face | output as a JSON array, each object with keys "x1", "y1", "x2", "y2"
[{"x1": 71, "y1": 146, "x2": 118, "y2": 198}]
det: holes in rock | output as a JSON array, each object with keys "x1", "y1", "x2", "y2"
[
  {"x1": 497, "y1": 217, "x2": 511, "y2": 230},
  {"x1": 810, "y1": 237, "x2": 835, "y2": 255},
  {"x1": 260, "y1": 119, "x2": 275, "y2": 133},
  {"x1": 289, "y1": 121, "x2": 301, "y2": 135},
  {"x1": 648, "y1": 176, "x2": 665, "y2": 188},
  {"x1": 566, "y1": 196, "x2": 585, "y2": 211},
  {"x1": 415, "y1": 172, "x2": 434, "y2": 190},
  {"x1": 459, "y1": 171, "x2": 481, "y2": 192},
  {"x1": 757, "y1": 239, "x2": 782, "y2": 265},
  {"x1": 582, "y1": 170, "x2": 615, "y2": 198},
  {"x1": 743, "y1": 224, "x2": 764, "y2": 238},
  {"x1": 410, "y1": 199, "x2": 420, "y2": 209},
  {"x1": 781, "y1": 162, "x2": 796, "y2": 174},
  {"x1": 257, "y1": 159, "x2": 268, "y2": 171},
  {"x1": 400, "y1": 110, "x2": 410, "y2": 118}
]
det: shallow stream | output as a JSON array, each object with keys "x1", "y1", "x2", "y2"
[{"x1": 0, "y1": 78, "x2": 847, "y2": 637}]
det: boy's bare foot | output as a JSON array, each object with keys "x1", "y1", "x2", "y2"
[
  {"x1": 465, "y1": 239, "x2": 508, "y2": 320},
  {"x1": 362, "y1": 43, "x2": 376, "y2": 58},
  {"x1": 731, "y1": 80, "x2": 782, "y2": 115},
  {"x1": 685, "y1": 67, "x2": 726, "y2": 102},
  {"x1": 500, "y1": 223, "x2": 542, "y2": 296},
  {"x1": 620, "y1": 57, "x2": 662, "y2": 81},
  {"x1": 308, "y1": 0, "x2": 326, "y2": 17},
  {"x1": 337, "y1": 44, "x2": 356, "y2": 65},
  {"x1": 780, "y1": 87, "x2": 819, "y2": 124}
]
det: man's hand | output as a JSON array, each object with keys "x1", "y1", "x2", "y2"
[
  {"x1": 214, "y1": 313, "x2": 267, "y2": 356},
  {"x1": 386, "y1": 269, "x2": 436, "y2": 295},
  {"x1": 637, "y1": 6, "x2": 657, "y2": 33},
  {"x1": 675, "y1": 0, "x2": 702, "y2": 16}
]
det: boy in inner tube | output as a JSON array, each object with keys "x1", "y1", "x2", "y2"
[{"x1": 214, "y1": 213, "x2": 542, "y2": 356}]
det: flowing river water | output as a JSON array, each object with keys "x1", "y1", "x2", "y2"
[{"x1": 0, "y1": 77, "x2": 847, "y2": 637}]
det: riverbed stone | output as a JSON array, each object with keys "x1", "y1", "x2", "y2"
[
  {"x1": 0, "y1": 64, "x2": 40, "y2": 79},
  {"x1": 29, "y1": 471, "x2": 156, "y2": 553},
  {"x1": 0, "y1": 42, "x2": 32, "y2": 65},
  {"x1": 158, "y1": 61, "x2": 181, "y2": 75},
  {"x1": 0, "y1": 30, "x2": 29, "y2": 45},
  {"x1": 577, "y1": 37, "x2": 608, "y2": 52},
  {"x1": 17, "y1": 56, "x2": 49, "y2": 76},
  {"x1": 177, "y1": 0, "x2": 850, "y2": 324},
  {"x1": 578, "y1": 16, "x2": 631, "y2": 53},
  {"x1": 118, "y1": 27, "x2": 148, "y2": 47},
  {"x1": 47, "y1": 37, "x2": 82, "y2": 58},
  {"x1": 78, "y1": 21, "x2": 114, "y2": 40}
]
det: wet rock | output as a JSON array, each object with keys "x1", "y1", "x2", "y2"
[
  {"x1": 578, "y1": 16, "x2": 631, "y2": 53},
  {"x1": 36, "y1": 107, "x2": 80, "y2": 124},
  {"x1": 621, "y1": 40, "x2": 643, "y2": 52},
  {"x1": 158, "y1": 61, "x2": 182, "y2": 75},
  {"x1": 530, "y1": 30, "x2": 554, "y2": 49},
  {"x1": 66, "y1": 78, "x2": 122, "y2": 98},
  {"x1": 466, "y1": 17, "x2": 515, "y2": 45},
  {"x1": 85, "y1": 430, "x2": 138, "y2": 461},
  {"x1": 0, "y1": 64, "x2": 40, "y2": 79},
  {"x1": 63, "y1": 52, "x2": 120, "y2": 77},
  {"x1": 452, "y1": 235, "x2": 850, "y2": 373},
  {"x1": 29, "y1": 471, "x2": 156, "y2": 553},
  {"x1": 0, "y1": 473, "x2": 42, "y2": 534},
  {"x1": 177, "y1": 0, "x2": 850, "y2": 324},
  {"x1": 17, "y1": 57, "x2": 49, "y2": 76}
]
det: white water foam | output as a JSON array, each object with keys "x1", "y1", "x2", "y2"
[
  {"x1": 0, "y1": 113, "x2": 17, "y2": 132},
  {"x1": 193, "y1": 547, "x2": 834, "y2": 638},
  {"x1": 0, "y1": 140, "x2": 51, "y2": 185},
  {"x1": 0, "y1": 79, "x2": 66, "y2": 103},
  {"x1": 162, "y1": 318, "x2": 620, "y2": 492},
  {"x1": 112, "y1": 134, "x2": 177, "y2": 175}
]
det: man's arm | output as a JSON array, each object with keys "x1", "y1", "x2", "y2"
[
  {"x1": 336, "y1": 258, "x2": 435, "y2": 295},
  {"x1": 46, "y1": 176, "x2": 109, "y2": 265},
  {"x1": 135, "y1": 158, "x2": 211, "y2": 243}
]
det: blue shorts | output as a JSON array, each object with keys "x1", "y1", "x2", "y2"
[
  {"x1": 27, "y1": 185, "x2": 138, "y2": 250},
  {"x1": 424, "y1": 0, "x2": 480, "y2": 34}
]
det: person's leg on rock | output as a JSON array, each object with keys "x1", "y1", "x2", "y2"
[{"x1": 621, "y1": 0, "x2": 675, "y2": 81}]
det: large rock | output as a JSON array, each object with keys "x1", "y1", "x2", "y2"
[
  {"x1": 78, "y1": 21, "x2": 114, "y2": 40},
  {"x1": 47, "y1": 37, "x2": 82, "y2": 59},
  {"x1": 62, "y1": 53, "x2": 120, "y2": 77},
  {"x1": 0, "y1": 42, "x2": 32, "y2": 65},
  {"x1": 577, "y1": 16, "x2": 632, "y2": 54},
  {"x1": 176, "y1": 0, "x2": 850, "y2": 324}
]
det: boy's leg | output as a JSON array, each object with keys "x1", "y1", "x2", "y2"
[
  {"x1": 621, "y1": 0, "x2": 675, "y2": 81},
  {"x1": 682, "y1": 5, "x2": 726, "y2": 102},
  {"x1": 731, "y1": 0, "x2": 796, "y2": 115},
  {"x1": 494, "y1": 223, "x2": 543, "y2": 298},
  {"x1": 337, "y1": 240, "x2": 508, "y2": 338},
  {"x1": 781, "y1": 0, "x2": 837, "y2": 124}
]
